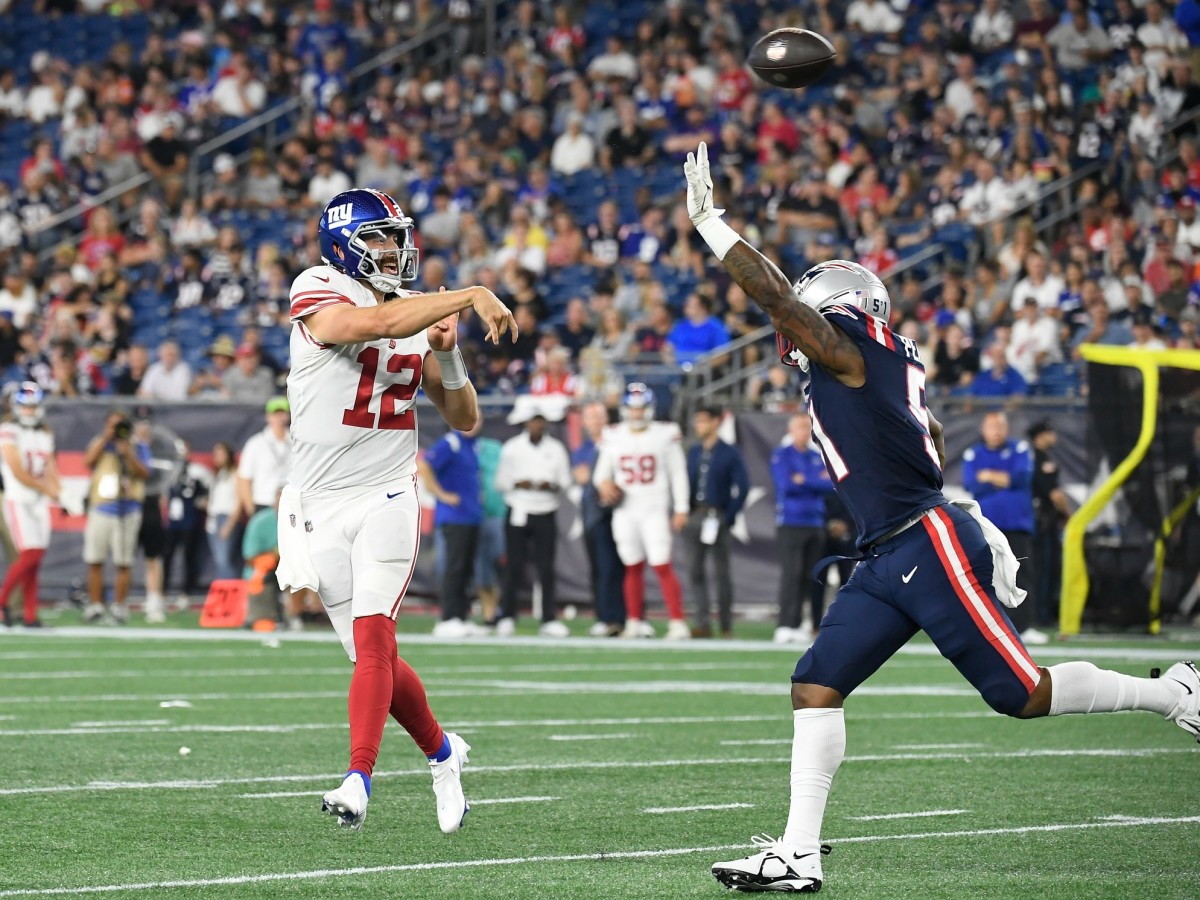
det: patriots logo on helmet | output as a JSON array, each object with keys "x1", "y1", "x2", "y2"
[{"x1": 317, "y1": 189, "x2": 420, "y2": 294}]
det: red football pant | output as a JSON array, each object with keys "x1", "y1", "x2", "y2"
[
  {"x1": 623, "y1": 561, "x2": 684, "y2": 621},
  {"x1": 0, "y1": 549, "x2": 43, "y2": 623},
  {"x1": 347, "y1": 615, "x2": 445, "y2": 777}
]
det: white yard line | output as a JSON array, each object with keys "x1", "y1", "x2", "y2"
[
  {"x1": 547, "y1": 733, "x2": 634, "y2": 741},
  {"x1": 892, "y1": 743, "x2": 985, "y2": 750},
  {"x1": 3, "y1": 625, "x2": 1196, "y2": 662},
  {"x1": 849, "y1": 809, "x2": 968, "y2": 821},
  {"x1": 720, "y1": 738, "x2": 791, "y2": 746},
  {"x1": 0, "y1": 746, "x2": 1192, "y2": 797},
  {"x1": 71, "y1": 720, "x2": 171, "y2": 728},
  {"x1": 643, "y1": 803, "x2": 754, "y2": 814},
  {"x1": 1, "y1": 815, "x2": 1197, "y2": 896},
  {"x1": 237, "y1": 792, "x2": 560, "y2": 805}
]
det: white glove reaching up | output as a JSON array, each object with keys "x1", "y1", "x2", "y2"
[{"x1": 684, "y1": 141, "x2": 725, "y2": 227}]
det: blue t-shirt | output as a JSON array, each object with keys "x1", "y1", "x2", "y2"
[
  {"x1": 94, "y1": 442, "x2": 154, "y2": 516},
  {"x1": 971, "y1": 366, "x2": 1029, "y2": 397},
  {"x1": 770, "y1": 443, "x2": 833, "y2": 527},
  {"x1": 668, "y1": 317, "x2": 731, "y2": 366},
  {"x1": 425, "y1": 432, "x2": 482, "y2": 526}
]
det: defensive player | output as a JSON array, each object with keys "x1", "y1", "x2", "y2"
[
  {"x1": 0, "y1": 383, "x2": 59, "y2": 628},
  {"x1": 275, "y1": 188, "x2": 517, "y2": 832},
  {"x1": 593, "y1": 384, "x2": 691, "y2": 639},
  {"x1": 682, "y1": 143, "x2": 1200, "y2": 893}
]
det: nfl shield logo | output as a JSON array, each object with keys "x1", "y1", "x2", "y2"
[
  {"x1": 305, "y1": 520, "x2": 313, "y2": 533},
  {"x1": 289, "y1": 514, "x2": 296, "y2": 527},
  {"x1": 767, "y1": 41, "x2": 787, "y2": 62}
]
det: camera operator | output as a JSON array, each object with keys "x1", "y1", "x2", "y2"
[{"x1": 81, "y1": 410, "x2": 150, "y2": 624}]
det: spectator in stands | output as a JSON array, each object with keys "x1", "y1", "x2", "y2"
[
  {"x1": 550, "y1": 112, "x2": 595, "y2": 177},
  {"x1": 590, "y1": 309, "x2": 634, "y2": 366},
  {"x1": 749, "y1": 364, "x2": 801, "y2": 414},
  {"x1": 771, "y1": 412, "x2": 834, "y2": 644},
  {"x1": 137, "y1": 340, "x2": 192, "y2": 402},
  {"x1": 972, "y1": 340, "x2": 1029, "y2": 397},
  {"x1": 668, "y1": 293, "x2": 730, "y2": 367},
  {"x1": 556, "y1": 298, "x2": 594, "y2": 361},
  {"x1": 307, "y1": 148, "x2": 352, "y2": 207},
  {"x1": 685, "y1": 406, "x2": 748, "y2": 639},
  {"x1": 0, "y1": 267, "x2": 36, "y2": 329},
  {"x1": 632, "y1": 300, "x2": 674, "y2": 362},
  {"x1": 221, "y1": 344, "x2": 275, "y2": 405},
  {"x1": 1158, "y1": 259, "x2": 1192, "y2": 324},
  {"x1": 112, "y1": 344, "x2": 150, "y2": 397},
  {"x1": 1012, "y1": 250, "x2": 1067, "y2": 310},
  {"x1": 140, "y1": 113, "x2": 187, "y2": 210},
  {"x1": 602, "y1": 97, "x2": 653, "y2": 170},
  {"x1": 933, "y1": 322, "x2": 980, "y2": 394},
  {"x1": 963, "y1": 411, "x2": 1045, "y2": 644},
  {"x1": 972, "y1": 0, "x2": 1015, "y2": 55},
  {"x1": 1129, "y1": 308, "x2": 1168, "y2": 349},
  {"x1": 420, "y1": 186, "x2": 463, "y2": 253},
  {"x1": 1009, "y1": 298, "x2": 1064, "y2": 384},
  {"x1": 205, "y1": 441, "x2": 240, "y2": 583},
  {"x1": 529, "y1": 347, "x2": 578, "y2": 398},
  {"x1": 211, "y1": 51, "x2": 267, "y2": 117}
]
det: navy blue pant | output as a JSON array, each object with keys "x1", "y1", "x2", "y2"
[
  {"x1": 585, "y1": 520, "x2": 625, "y2": 626},
  {"x1": 793, "y1": 503, "x2": 1042, "y2": 717}
]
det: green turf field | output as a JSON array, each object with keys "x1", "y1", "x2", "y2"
[{"x1": 1, "y1": 614, "x2": 1198, "y2": 899}]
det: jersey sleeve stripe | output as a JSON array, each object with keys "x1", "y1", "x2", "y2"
[
  {"x1": 290, "y1": 295, "x2": 354, "y2": 319},
  {"x1": 297, "y1": 320, "x2": 332, "y2": 350},
  {"x1": 866, "y1": 316, "x2": 895, "y2": 350}
]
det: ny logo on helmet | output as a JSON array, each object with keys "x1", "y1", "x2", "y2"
[{"x1": 326, "y1": 203, "x2": 354, "y2": 229}]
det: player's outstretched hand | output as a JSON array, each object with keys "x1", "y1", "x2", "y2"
[
  {"x1": 683, "y1": 141, "x2": 724, "y2": 227},
  {"x1": 472, "y1": 287, "x2": 518, "y2": 345},
  {"x1": 428, "y1": 289, "x2": 460, "y2": 351}
]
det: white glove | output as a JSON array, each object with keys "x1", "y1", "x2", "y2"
[{"x1": 683, "y1": 141, "x2": 725, "y2": 226}]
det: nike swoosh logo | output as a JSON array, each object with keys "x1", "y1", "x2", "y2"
[
  {"x1": 386, "y1": 491, "x2": 405, "y2": 500},
  {"x1": 902, "y1": 566, "x2": 918, "y2": 583},
  {"x1": 1170, "y1": 678, "x2": 1194, "y2": 696},
  {"x1": 314, "y1": 275, "x2": 330, "y2": 283}
]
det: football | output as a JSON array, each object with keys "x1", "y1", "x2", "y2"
[{"x1": 746, "y1": 27, "x2": 837, "y2": 90}]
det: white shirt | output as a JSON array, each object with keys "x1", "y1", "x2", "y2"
[
  {"x1": 1136, "y1": 19, "x2": 1186, "y2": 70},
  {"x1": 945, "y1": 78, "x2": 977, "y2": 124},
  {"x1": 846, "y1": 0, "x2": 902, "y2": 34},
  {"x1": 286, "y1": 266, "x2": 429, "y2": 493},
  {"x1": 592, "y1": 421, "x2": 690, "y2": 515},
  {"x1": 493, "y1": 431, "x2": 572, "y2": 517},
  {"x1": 138, "y1": 360, "x2": 194, "y2": 402},
  {"x1": 1127, "y1": 110, "x2": 1162, "y2": 159},
  {"x1": 0, "y1": 84, "x2": 25, "y2": 118},
  {"x1": 308, "y1": 169, "x2": 353, "y2": 206},
  {"x1": 587, "y1": 50, "x2": 637, "y2": 81},
  {"x1": 0, "y1": 283, "x2": 38, "y2": 329},
  {"x1": 959, "y1": 177, "x2": 1015, "y2": 226},
  {"x1": 550, "y1": 131, "x2": 596, "y2": 176},
  {"x1": 1008, "y1": 315, "x2": 1063, "y2": 381},
  {"x1": 1012, "y1": 274, "x2": 1066, "y2": 311},
  {"x1": 24, "y1": 84, "x2": 60, "y2": 124},
  {"x1": 207, "y1": 467, "x2": 240, "y2": 519},
  {"x1": 210, "y1": 75, "x2": 266, "y2": 117},
  {"x1": 239, "y1": 427, "x2": 291, "y2": 507},
  {"x1": 0, "y1": 420, "x2": 53, "y2": 506},
  {"x1": 971, "y1": 8, "x2": 1014, "y2": 50}
]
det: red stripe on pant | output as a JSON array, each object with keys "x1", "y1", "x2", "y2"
[{"x1": 922, "y1": 507, "x2": 1038, "y2": 692}]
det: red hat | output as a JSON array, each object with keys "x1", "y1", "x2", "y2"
[{"x1": 1180, "y1": 195, "x2": 1196, "y2": 210}]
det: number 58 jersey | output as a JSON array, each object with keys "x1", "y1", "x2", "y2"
[
  {"x1": 593, "y1": 421, "x2": 690, "y2": 515},
  {"x1": 795, "y1": 304, "x2": 944, "y2": 549},
  {"x1": 287, "y1": 265, "x2": 430, "y2": 493}
]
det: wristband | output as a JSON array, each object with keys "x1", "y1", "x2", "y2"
[
  {"x1": 432, "y1": 347, "x2": 469, "y2": 390},
  {"x1": 695, "y1": 215, "x2": 742, "y2": 261}
]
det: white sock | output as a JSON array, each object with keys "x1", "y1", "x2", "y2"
[
  {"x1": 782, "y1": 708, "x2": 845, "y2": 855},
  {"x1": 1047, "y1": 661, "x2": 1181, "y2": 717}
]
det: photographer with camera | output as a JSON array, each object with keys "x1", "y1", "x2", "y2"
[{"x1": 81, "y1": 410, "x2": 150, "y2": 624}]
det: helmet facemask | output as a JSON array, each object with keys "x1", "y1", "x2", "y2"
[
  {"x1": 12, "y1": 383, "x2": 43, "y2": 427},
  {"x1": 349, "y1": 219, "x2": 419, "y2": 294}
]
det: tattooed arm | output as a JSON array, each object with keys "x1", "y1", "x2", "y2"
[{"x1": 720, "y1": 241, "x2": 866, "y2": 387}]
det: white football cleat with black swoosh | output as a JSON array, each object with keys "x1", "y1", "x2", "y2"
[
  {"x1": 712, "y1": 835, "x2": 831, "y2": 893},
  {"x1": 1160, "y1": 661, "x2": 1200, "y2": 742}
]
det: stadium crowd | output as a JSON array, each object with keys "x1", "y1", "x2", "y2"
[{"x1": 0, "y1": 0, "x2": 1197, "y2": 413}]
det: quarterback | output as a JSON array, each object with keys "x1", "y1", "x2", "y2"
[
  {"x1": 276, "y1": 188, "x2": 516, "y2": 831},
  {"x1": 593, "y1": 384, "x2": 691, "y2": 640}
]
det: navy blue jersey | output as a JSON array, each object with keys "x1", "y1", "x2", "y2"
[{"x1": 792, "y1": 305, "x2": 944, "y2": 548}]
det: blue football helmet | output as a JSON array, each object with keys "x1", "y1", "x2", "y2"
[
  {"x1": 11, "y1": 381, "x2": 44, "y2": 426},
  {"x1": 317, "y1": 188, "x2": 419, "y2": 294},
  {"x1": 621, "y1": 382, "x2": 655, "y2": 429}
]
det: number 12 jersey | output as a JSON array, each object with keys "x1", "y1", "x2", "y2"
[{"x1": 287, "y1": 265, "x2": 430, "y2": 493}]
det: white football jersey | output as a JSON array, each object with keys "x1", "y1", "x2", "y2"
[
  {"x1": 593, "y1": 421, "x2": 689, "y2": 514},
  {"x1": 0, "y1": 420, "x2": 54, "y2": 506},
  {"x1": 287, "y1": 265, "x2": 430, "y2": 493}
]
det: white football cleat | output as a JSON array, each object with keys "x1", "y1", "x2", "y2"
[
  {"x1": 665, "y1": 619, "x2": 692, "y2": 640},
  {"x1": 773, "y1": 626, "x2": 797, "y2": 644},
  {"x1": 321, "y1": 771, "x2": 369, "y2": 830},
  {"x1": 494, "y1": 617, "x2": 516, "y2": 637},
  {"x1": 81, "y1": 604, "x2": 106, "y2": 624},
  {"x1": 144, "y1": 597, "x2": 165, "y2": 624},
  {"x1": 1020, "y1": 627, "x2": 1050, "y2": 645},
  {"x1": 711, "y1": 835, "x2": 830, "y2": 893},
  {"x1": 108, "y1": 603, "x2": 129, "y2": 624},
  {"x1": 430, "y1": 732, "x2": 471, "y2": 833},
  {"x1": 539, "y1": 620, "x2": 570, "y2": 638},
  {"x1": 1160, "y1": 661, "x2": 1200, "y2": 742},
  {"x1": 432, "y1": 618, "x2": 469, "y2": 638},
  {"x1": 621, "y1": 618, "x2": 654, "y2": 638},
  {"x1": 587, "y1": 621, "x2": 611, "y2": 637}
]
